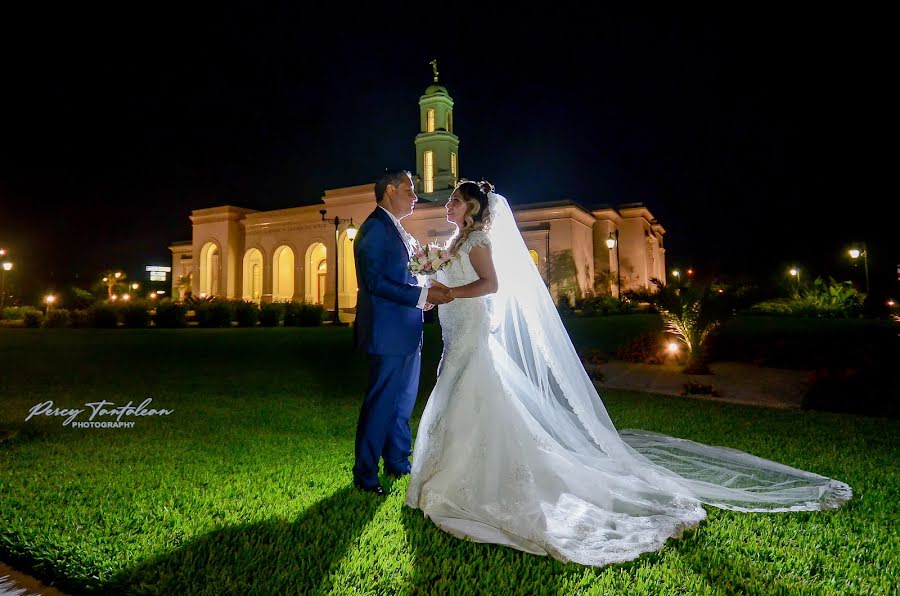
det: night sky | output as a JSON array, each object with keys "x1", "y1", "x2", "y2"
[{"x1": 0, "y1": 9, "x2": 894, "y2": 301}]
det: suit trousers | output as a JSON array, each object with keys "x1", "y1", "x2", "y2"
[{"x1": 353, "y1": 349, "x2": 421, "y2": 488}]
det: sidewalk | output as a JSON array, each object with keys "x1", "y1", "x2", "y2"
[{"x1": 594, "y1": 360, "x2": 809, "y2": 409}]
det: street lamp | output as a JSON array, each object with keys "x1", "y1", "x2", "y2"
[
  {"x1": 320, "y1": 209, "x2": 358, "y2": 325},
  {"x1": 1, "y1": 261, "x2": 13, "y2": 310},
  {"x1": 672, "y1": 269, "x2": 681, "y2": 280},
  {"x1": 848, "y1": 243, "x2": 869, "y2": 293},
  {"x1": 605, "y1": 230, "x2": 621, "y2": 301},
  {"x1": 44, "y1": 294, "x2": 56, "y2": 316}
]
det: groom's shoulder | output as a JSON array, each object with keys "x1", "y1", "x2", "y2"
[{"x1": 361, "y1": 208, "x2": 390, "y2": 231}]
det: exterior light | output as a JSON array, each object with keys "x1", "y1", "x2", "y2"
[
  {"x1": 789, "y1": 268, "x2": 798, "y2": 276},
  {"x1": 846, "y1": 244, "x2": 870, "y2": 293},
  {"x1": 888, "y1": 300, "x2": 896, "y2": 307},
  {"x1": 2, "y1": 262, "x2": 11, "y2": 272},
  {"x1": 149, "y1": 292, "x2": 158, "y2": 299},
  {"x1": 122, "y1": 293, "x2": 130, "y2": 301},
  {"x1": 110, "y1": 295, "x2": 118, "y2": 301},
  {"x1": 672, "y1": 270, "x2": 680, "y2": 278},
  {"x1": 605, "y1": 233, "x2": 616, "y2": 249},
  {"x1": 666, "y1": 341, "x2": 679, "y2": 354},
  {"x1": 687, "y1": 268, "x2": 694, "y2": 277},
  {"x1": 114, "y1": 272, "x2": 122, "y2": 279},
  {"x1": 0, "y1": 248, "x2": 5, "y2": 256},
  {"x1": 102, "y1": 277, "x2": 109, "y2": 282},
  {"x1": 347, "y1": 222, "x2": 358, "y2": 241},
  {"x1": 199, "y1": 292, "x2": 207, "y2": 298},
  {"x1": 157, "y1": 290, "x2": 166, "y2": 295},
  {"x1": 131, "y1": 283, "x2": 139, "y2": 290},
  {"x1": 45, "y1": 295, "x2": 56, "y2": 304}
]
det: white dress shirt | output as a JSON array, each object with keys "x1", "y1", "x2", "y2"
[{"x1": 379, "y1": 206, "x2": 429, "y2": 309}]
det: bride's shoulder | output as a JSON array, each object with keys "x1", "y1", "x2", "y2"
[{"x1": 462, "y1": 229, "x2": 491, "y2": 252}]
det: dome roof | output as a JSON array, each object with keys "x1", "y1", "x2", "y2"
[{"x1": 424, "y1": 84, "x2": 448, "y2": 95}]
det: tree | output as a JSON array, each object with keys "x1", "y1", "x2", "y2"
[
  {"x1": 101, "y1": 271, "x2": 126, "y2": 299},
  {"x1": 547, "y1": 250, "x2": 580, "y2": 303},
  {"x1": 648, "y1": 278, "x2": 741, "y2": 371},
  {"x1": 174, "y1": 274, "x2": 192, "y2": 300}
]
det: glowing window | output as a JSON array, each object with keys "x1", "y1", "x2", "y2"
[
  {"x1": 317, "y1": 259, "x2": 327, "y2": 272},
  {"x1": 424, "y1": 151, "x2": 434, "y2": 193},
  {"x1": 426, "y1": 108, "x2": 435, "y2": 133},
  {"x1": 529, "y1": 250, "x2": 539, "y2": 266},
  {"x1": 451, "y1": 152, "x2": 457, "y2": 177}
]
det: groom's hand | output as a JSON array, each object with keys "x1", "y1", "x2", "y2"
[{"x1": 427, "y1": 281, "x2": 454, "y2": 305}]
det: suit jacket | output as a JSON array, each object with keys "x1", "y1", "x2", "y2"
[{"x1": 353, "y1": 207, "x2": 423, "y2": 354}]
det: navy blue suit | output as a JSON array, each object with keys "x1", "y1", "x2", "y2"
[{"x1": 352, "y1": 206, "x2": 423, "y2": 488}]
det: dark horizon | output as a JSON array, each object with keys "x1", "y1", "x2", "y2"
[{"x1": 0, "y1": 9, "x2": 894, "y2": 303}]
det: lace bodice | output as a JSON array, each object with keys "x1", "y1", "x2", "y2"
[{"x1": 435, "y1": 230, "x2": 493, "y2": 362}]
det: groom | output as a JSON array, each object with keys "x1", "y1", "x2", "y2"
[{"x1": 352, "y1": 169, "x2": 453, "y2": 495}]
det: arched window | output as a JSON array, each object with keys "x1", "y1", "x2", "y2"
[
  {"x1": 316, "y1": 259, "x2": 327, "y2": 305},
  {"x1": 424, "y1": 151, "x2": 434, "y2": 193},
  {"x1": 447, "y1": 110, "x2": 452, "y2": 132},
  {"x1": 426, "y1": 108, "x2": 435, "y2": 133},
  {"x1": 451, "y1": 152, "x2": 457, "y2": 178}
]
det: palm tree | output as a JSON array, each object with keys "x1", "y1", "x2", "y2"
[
  {"x1": 101, "y1": 271, "x2": 126, "y2": 299},
  {"x1": 174, "y1": 274, "x2": 192, "y2": 300},
  {"x1": 648, "y1": 278, "x2": 738, "y2": 371}
]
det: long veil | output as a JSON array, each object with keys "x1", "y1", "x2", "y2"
[{"x1": 486, "y1": 192, "x2": 851, "y2": 512}]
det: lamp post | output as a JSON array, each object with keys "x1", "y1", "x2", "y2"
[
  {"x1": 320, "y1": 210, "x2": 358, "y2": 325},
  {"x1": 848, "y1": 243, "x2": 869, "y2": 293},
  {"x1": 789, "y1": 266, "x2": 801, "y2": 288},
  {"x1": 44, "y1": 294, "x2": 56, "y2": 316},
  {"x1": 605, "y1": 229, "x2": 620, "y2": 301},
  {"x1": 1, "y1": 261, "x2": 12, "y2": 310}
]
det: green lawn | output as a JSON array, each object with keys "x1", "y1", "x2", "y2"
[{"x1": 0, "y1": 326, "x2": 897, "y2": 594}]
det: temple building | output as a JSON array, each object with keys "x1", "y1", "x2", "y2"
[{"x1": 169, "y1": 76, "x2": 666, "y2": 316}]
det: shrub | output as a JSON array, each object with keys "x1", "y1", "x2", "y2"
[
  {"x1": 234, "y1": 300, "x2": 260, "y2": 327},
  {"x1": 259, "y1": 303, "x2": 284, "y2": 327},
  {"x1": 42, "y1": 309, "x2": 71, "y2": 328},
  {"x1": 153, "y1": 299, "x2": 187, "y2": 328},
  {"x1": 1, "y1": 307, "x2": 32, "y2": 320},
  {"x1": 70, "y1": 309, "x2": 91, "y2": 328},
  {"x1": 121, "y1": 301, "x2": 151, "y2": 328},
  {"x1": 749, "y1": 277, "x2": 865, "y2": 318},
  {"x1": 576, "y1": 294, "x2": 634, "y2": 317},
  {"x1": 284, "y1": 301, "x2": 324, "y2": 327},
  {"x1": 616, "y1": 332, "x2": 664, "y2": 364},
  {"x1": 195, "y1": 299, "x2": 234, "y2": 328},
  {"x1": 23, "y1": 309, "x2": 44, "y2": 328},
  {"x1": 65, "y1": 286, "x2": 98, "y2": 310},
  {"x1": 88, "y1": 303, "x2": 119, "y2": 328}
]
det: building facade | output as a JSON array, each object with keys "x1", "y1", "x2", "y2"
[{"x1": 170, "y1": 81, "x2": 666, "y2": 312}]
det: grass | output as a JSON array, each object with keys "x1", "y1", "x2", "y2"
[{"x1": 0, "y1": 325, "x2": 897, "y2": 594}]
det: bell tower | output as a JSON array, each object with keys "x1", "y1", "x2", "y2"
[{"x1": 414, "y1": 59, "x2": 460, "y2": 200}]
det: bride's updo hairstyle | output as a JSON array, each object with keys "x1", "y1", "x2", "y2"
[{"x1": 447, "y1": 179, "x2": 494, "y2": 254}]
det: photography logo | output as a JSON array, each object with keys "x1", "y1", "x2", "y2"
[{"x1": 25, "y1": 398, "x2": 174, "y2": 429}]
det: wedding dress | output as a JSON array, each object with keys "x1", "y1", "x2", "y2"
[{"x1": 405, "y1": 193, "x2": 851, "y2": 567}]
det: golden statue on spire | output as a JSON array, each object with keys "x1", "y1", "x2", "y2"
[{"x1": 429, "y1": 59, "x2": 439, "y2": 83}]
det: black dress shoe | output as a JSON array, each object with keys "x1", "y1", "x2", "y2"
[{"x1": 354, "y1": 482, "x2": 386, "y2": 496}]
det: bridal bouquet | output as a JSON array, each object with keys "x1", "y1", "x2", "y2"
[{"x1": 408, "y1": 243, "x2": 452, "y2": 276}]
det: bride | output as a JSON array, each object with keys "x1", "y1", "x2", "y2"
[{"x1": 404, "y1": 179, "x2": 852, "y2": 567}]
